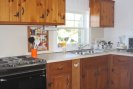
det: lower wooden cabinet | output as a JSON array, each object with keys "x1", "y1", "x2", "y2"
[
  {"x1": 109, "y1": 55, "x2": 133, "y2": 89},
  {"x1": 46, "y1": 55, "x2": 133, "y2": 89},
  {"x1": 47, "y1": 60, "x2": 72, "y2": 89},
  {"x1": 81, "y1": 56, "x2": 109, "y2": 89}
]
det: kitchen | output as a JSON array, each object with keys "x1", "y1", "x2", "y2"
[{"x1": 0, "y1": 0, "x2": 133, "y2": 89}]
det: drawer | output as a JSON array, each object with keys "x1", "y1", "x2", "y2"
[{"x1": 47, "y1": 60, "x2": 72, "y2": 75}]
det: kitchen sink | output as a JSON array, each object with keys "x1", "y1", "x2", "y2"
[{"x1": 71, "y1": 49, "x2": 113, "y2": 55}]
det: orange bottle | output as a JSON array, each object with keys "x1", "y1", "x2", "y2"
[{"x1": 31, "y1": 49, "x2": 37, "y2": 58}]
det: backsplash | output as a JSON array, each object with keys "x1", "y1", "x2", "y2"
[
  {"x1": 0, "y1": 25, "x2": 53, "y2": 58},
  {"x1": 0, "y1": 25, "x2": 28, "y2": 57}
]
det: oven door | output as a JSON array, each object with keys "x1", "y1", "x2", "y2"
[{"x1": 0, "y1": 70, "x2": 46, "y2": 89}]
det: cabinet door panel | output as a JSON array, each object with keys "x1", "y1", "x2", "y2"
[
  {"x1": 97, "y1": 63, "x2": 108, "y2": 89},
  {"x1": 45, "y1": 0, "x2": 58, "y2": 24},
  {"x1": 0, "y1": 0, "x2": 10, "y2": 22},
  {"x1": 49, "y1": 74, "x2": 71, "y2": 89},
  {"x1": 21, "y1": 0, "x2": 38, "y2": 23},
  {"x1": 10, "y1": 0, "x2": 21, "y2": 22},
  {"x1": 110, "y1": 67, "x2": 130, "y2": 89},
  {"x1": 36, "y1": 0, "x2": 46, "y2": 23},
  {"x1": 58, "y1": 0, "x2": 65, "y2": 24},
  {"x1": 81, "y1": 63, "x2": 97, "y2": 89},
  {"x1": 109, "y1": 55, "x2": 133, "y2": 89}
]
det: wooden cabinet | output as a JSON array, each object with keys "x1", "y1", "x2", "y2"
[
  {"x1": 109, "y1": 55, "x2": 133, "y2": 89},
  {"x1": 20, "y1": 0, "x2": 47, "y2": 23},
  {"x1": 57, "y1": 0, "x2": 65, "y2": 24},
  {"x1": 0, "y1": 0, "x2": 10, "y2": 22},
  {"x1": 72, "y1": 59, "x2": 80, "y2": 89},
  {"x1": 0, "y1": 0, "x2": 21, "y2": 23},
  {"x1": 81, "y1": 56, "x2": 109, "y2": 89},
  {"x1": 0, "y1": 0, "x2": 65, "y2": 25},
  {"x1": 45, "y1": 0, "x2": 65, "y2": 24},
  {"x1": 90, "y1": 0, "x2": 114, "y2": 27},
  {"x1": 10, "y1": 0, "x2": 21, "y2": 22},
  {"x1": 47, "y1": 60, "x2": 72, "y2": 89}
]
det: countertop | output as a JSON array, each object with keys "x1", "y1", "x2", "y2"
[{"x1": 38, "y1": 50, "x2": 133, "y2": 63}]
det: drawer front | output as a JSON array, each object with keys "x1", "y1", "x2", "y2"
[{"x1": 47, "y1": 60, "x2": 72, "y2": 75}]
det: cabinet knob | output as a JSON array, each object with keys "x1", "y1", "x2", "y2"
[
  {"x1": 21, "y1": 7, "x2": 25, "y2": 15},
  {"x1": 14, "y1": 12, "x2": 20, "y2": 17},
  {"x1": 48, "y1": 82, "x2": 53, "y2": 87},
  {"x1": 74, "y1": 63, "x2": 79, "y2": 67}
]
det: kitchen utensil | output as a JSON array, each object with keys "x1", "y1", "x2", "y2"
[
  {"x1": 28, "y1": 37, "x2": 35, "y2": 49},
  {"x1": 28, "y1": 37, "x2": 35, "y2": 44}
]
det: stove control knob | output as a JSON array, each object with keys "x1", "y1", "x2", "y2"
[{"x1": 0, "y1": 79, "x2": 7, "y2": 82}]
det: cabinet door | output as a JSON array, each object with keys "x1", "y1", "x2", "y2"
[
  {"x1": 57, "y1": 0, "x2": 65, "y2": 24},
  {"x1": 81, "y1": 58, "x2": 98, "y2": 89},
  {"x1": 36, "y1": 0, "x2": 46, "y2": 23},
  {"x1": 81, "y1": 56, "x2": 108, "y2": 89},
  {"x1": 110, "y1": 55, "x2": 132, "y2": 89},
  {"x1": 21, "y1": 0, "x2": 45, "y2": 24},
  {"x1": 47, "y1": 60, "x2": 72, "y2": 89},
  {"x1": 81, "y1": 64, "x2": 97, "y2": 89},
  {"x1": 100, "y1": 1, "x2": 114, "y2": 27},
  {"x1": 0, "y1": 0, "x2": 10, "y2": 22},
  {"x1": 10, "y1": 0, "x2": 21, "y2": 22},
  {"x1": 97, "y1": 59, "x2": 108, "y2": 89},
  {"x1": 47, "y1": 74, "x2": 71, "y2": 89},
  {"x1": 45, "y1": 0, "x2": 58, "y2": 24}
]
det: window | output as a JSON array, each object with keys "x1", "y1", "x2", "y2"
[{"x1": 57, "y1": 12, "x2": 89, "y2": 48}]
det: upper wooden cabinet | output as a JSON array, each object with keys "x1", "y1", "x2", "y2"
[
  {"x1": 0, "y1": 0, "x2": 65, "y2": 25},
  {"x1": 90, "y1": 0, "x2": 114, "y2": 27},
  {"x1": 0, "y1": 0, "x2": 10, "y2": 22},
  {"x1": 45, "y1": 0, "x2": 65, "y2": 24}
]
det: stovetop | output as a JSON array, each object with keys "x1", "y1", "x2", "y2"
[
  {"x1": 0, "y1": 56, "x2": 46, "y2": 77},
  {"x1": 0, "y1": 56, "x2": 46, "y2": 68}
]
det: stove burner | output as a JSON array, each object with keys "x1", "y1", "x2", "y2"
[{"x1": 0, "y1": 56, "x2": 46, "y2": 68}]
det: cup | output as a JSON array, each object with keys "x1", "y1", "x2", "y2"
[{"x1": 31, "y1": 49, "x2": 37, "y2": 58}]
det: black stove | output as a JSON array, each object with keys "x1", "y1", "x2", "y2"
[{"x1": 0, "y1": 56, "x2": 46, "y2": 77}]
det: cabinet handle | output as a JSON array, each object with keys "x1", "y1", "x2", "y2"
[
  {"x1": 0, "y1": 79, "x2": 7, "y2": 82},
  {"x1": 48, "y1": 82, "x2": 53, "y2": 87},
  {"x1": 40, "y1": 9, "x2": 50, "y2": 19},
  {"x1": 21, "y1": 7, "x2": 24, "y2": 15},
  {"x1": 58, "y1": 13, "x2": 65, "y2": 20},
  {"x1": 46, "y1": 9, "x2": 50, "y2": 16},
  {"x1": 40, "y1": 14, "x2": 45, "y2": 18},
  {"x1": 57, "y1": 66, "x2": 63, "y2": 70},
  {"x1": 74, "y1": 63, "x2": 79, "y2": 67},
  {"x1": 14, "y1": 12, "x2": 20, "y2": 17}
]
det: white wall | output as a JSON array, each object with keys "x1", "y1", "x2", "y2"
[
  {"x1": 0, "y1": 25, "x2": 54, "y2": 58},
  {"x1": 0, "y1": 25, "x2": 28, "y2": 57},
  {"x1": 66, "y1": 0, "x2": 89, "y2": 13},
  {"x1": 104, "y1": 0, "x2": 133, "y2": 47}
]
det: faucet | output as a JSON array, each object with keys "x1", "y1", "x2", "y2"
[{"x1": 78, "y1": 44, "x2": 90, "y2": 50}]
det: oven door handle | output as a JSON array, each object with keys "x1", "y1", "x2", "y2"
[
  {"x1": 0, "y1": 78, "x2": 7, "y2": 82},
  {"x1": 40, "y1": 74, "x2": 45, "y2": 77}
]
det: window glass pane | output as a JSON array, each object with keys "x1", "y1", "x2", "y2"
[
  {"x1": 75, "y1": 14, "x2": 83, "y2": 21},
  {"x1": 66, "y1": 21, "x2": 75, "y2": 27},
  {"x1": 57, "y1": 12, "x2": 89, "y2": 48},
  {"x1": 57, "y1": 29, "x2": 79, "y2": 46},
  {"x1": 75, "y1": 21, "x2": 83, "y2": 27},
  {"x1": 66, "y1": 13, "x2": 75, "y2": 20}
]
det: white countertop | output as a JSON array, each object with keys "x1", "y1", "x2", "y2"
[{"x1": 38, "y1": 50, "x2": 133, "y2": 63}]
